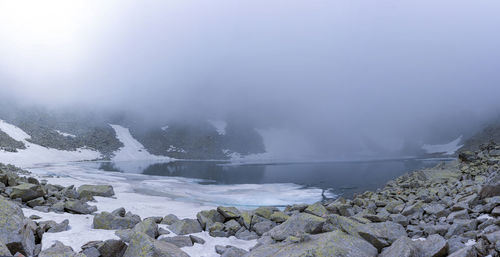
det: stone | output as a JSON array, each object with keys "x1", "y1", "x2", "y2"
[
  {"x1": 209, "y1": 222, "x2": 228, "y2": 237},
  {"x1": 47, "y1": 219, "x2": 70, "y2": 233},
  {"x1": 323, "y1": 214, "x2": 362, "y2": 236},
  {"x1": 270, "y1": 212, "x2": 290, "y2": 223},
  {"x1": 169, "y1": 218, "x2": 202, "y2": 235},
  {"x1": 189, "y1": 235, "x2": 205, "y2": 245},
  {"x1": 77, "y1": 184, "x2": 114, "y2": 199},
  {"x1": 492, "y1": 206, "x2": 500, "y2": 216},
  {"x1": 485, "y1": 230, "x2": 500, "y2": 244},
  {"x1": 423, "y1": 203, "x2": 447, "y2": 216},
  {"x1": 447, "y1": 246, "x2": 477, "y2": 257},
  {"x1": 38, "y1": 241, "x2": 79, "y2": 257},
  {"x1": 26, "y1": 197, "x2": 45, "y2": 208},
  {"x1": 221, "y1": 246, "x2": 248, "y2": 257},
  {"x1": 445, "y1": 220, "x2": 478, "y2": 239},
  {"x1": 252, "y1": 220, "x2": 275, "y2": 236},
  {"x1": 123, "y1": 232, "x2": 189, "y2": 257},
  {"x1": 447, "y1": 210, "x2": 470, "y2": 222},
  {"x1": 304, "y1": 202, "x2": 328, "y2": 217},
  {"x1": 115, "y1": 229, "x2": 133, "y2": 243},
  {"x1": 357, "y1": 221, "x2": 407, "y2": 251},
  {"x1": 414, "y1": 234, "x2": 448, "y2": 257},
  {"x1": 245, "y1": 230, "x2": 377, "y2": 257},
  {"x1": 379, "y1": 236, "x2": 419, "y2": 257},
  {"x1": 238, "y1": 211, "x2": 253, "y2": 229},
  {"x1": 268, "y1": 213, "x2": 325, "y2": 241},
  {"x1": 458, "y1": 151, "x2": 478, "y2": 162},
  {"x1": 93, "y1": 212, "x2": 140, "y2": 230},
  {"x1": 197, "y1": 209, "x2": 224, "y2": 230},
  {"x1": 235, "y1": 229, "x2": 259, "y2": 240},
  {"x1": 161, "y1": 214, "x2": 180, "y2": 225},
  {"x1": 0, "y1": 196, "x2": 34, "y2": 256},
  {"x1": 9, "y1": 183, "x2": 45, "y2": 202},
  {"x1": 82, "y1": 247, "x2": 100, "y2": 257},
  {"x1": 159, "y1": 236, "x2": 193, "y2": 248},
  {"x1": 254, "y1": 207, "x2": 278, "y2": 219},
  {"x1": 111, "y1": 207, "x2": 126, "y2": 217},
  {"x1": 224, "y1": 219, "x2": 242, "y2": 235},
  {"x1": 0, "y1": 240, "x2": 12, "y2": 256},
  {"x1": 97, "y1": 239, "x2": 127, "y2": 257},
  {"x1": 64, "y1": 200, "x2": 97, "y2": 214},
  {"x1": 133, "y1": 219, "x2": 158, "y2": 238},
  {"x1": 217, "y1": 206, "x2": 241, "y2": 219}
]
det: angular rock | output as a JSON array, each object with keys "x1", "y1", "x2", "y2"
[
  {"x1": 246, "y1": 230, "x2": 377, "y2": 257},
  {"x1": 160, "y1": 236, "x2": 193, "y2": 248},
  {"x1": 270, "y1": 212, "x2": 290, "y2": 223},
  {"x1": 304, "y1": 202, "x2": 328, "y2": 217},
  {"x1": 0, "y1": 196, "x2": 34, "y2": 256},
  {"x1": 123, "y1": 232, "x2": 189, "y2": 257},
  {"x1": 0, "y1": 240, "x2": 11, "y2": 256},
  {"x1": 189, "y1": 235, "x2": 205, "y2": 245},
  {"x1": 379, "y1": 236, "x2": 419, "y2": 257},
  {"x1": 268, "y1": 213, "x2": 325, "y2": 241},
  {"x1": 133, "y1": 219, "x2": 158, "y2": 238},
  {"x1": 64, "y1": 200, "x2": 97, "y2": 214},
  {"x1": 97, "y1": 239, "x2": 127, "y2": 257},
  {"x1": 197, "y1": 209, "x2": 224, "y2": 230},
  {"x1": 161, "y1": 214, "x2": 180, "y2": 225},
  {"x1": 93, "y1": 212, "x2": 140, "y2": 230},
  {"x1": 38, "y1": 241, "x2": 80, "y2": 257},
  {"x1": 77, "y1": 184, "x2": 114, "y2": 199},
  {"x1": 252, "y1": 220, "x2": 275, "y2": 236},
  {"x1": 447, "y1": 246, "x2": 477, "y2": 257},
  {"x1": 169, "y1": 218, "x2": 202, "y2": 235},
  {"x1": 357, "y1": 221, "x2": 407, "y2": 251},
  {"x1": 413, "y1": 234, "x2": 448, "y2": 257},
  {"x1": 9, "y1": 183, "x2": 45, "y2": 202},
  {"x1": 217, "y1": 206, "x2": 241, "y2": 219},
  {"x1": 254, "y1": 207, "x2": 278, "y2": 219}
]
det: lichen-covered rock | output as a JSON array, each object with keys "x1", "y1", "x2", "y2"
[
  {"x1": 270, "y1": 212, "x2": 290, "y2": 223},
  {"x1": 379, "y1": 237, "x2": 419, "y2": 257},
  {"x1": 254, "y1": 207, "x2": 278, "y2": 219},
  {"x1": 197, "y1": 209, "x2": 224, "y2": 230},
  {"x1": 357, "y1": 221, "x2": 407, "y2": 250},
  {"x1": 304, "y1": 202, "x2": 328, "y2": 217},
  {"x1": 245, "y1": 230, "x2": 377, "y2": 257},
  {"x1": 93, "y1": 212, "x2": 140, "y2": 230},
  {"x1": 38, "y1": 241, "x2": 83, "y2": 257},
  {"x1": 77, "y1": 184, "x2": 114, "y2": 199},
  {"x1": 323, "y1": 214, "x2": 363, "y2": 236},
  {"x1": 97, "y1": 239, "x2": 127, "y2": 257},
  {"x1": 0, "y1": 196, "x2": 34, "y2": 256},
  {"x1": 268, "y1": 213, "x2": 325, "y2": 241},
  {"x1": 133, "y1": 219, "x2": 158, "y2": 239},
  {"x1": 161, "y1": 214, "x2": 180, "y2": 225},
  {"x1": 123, "y1": 232, "x2": 189, "y2": 257},
  {"x1": 64, "y1": 200, "x2": 97, "y2": 214},
  {"x1": 169, "y1": 218, "x2": 202, "y2": 235},
  {"x1": 159, "y1": 236, "x2": 193, "y2": 248},
  {"x1": 9, "y1": 183, "x2": 45, "y2": 202},
  {"x1": 238, "y1": 211, "x2": 253, "y2": 229},
  {"x1": 217, "y1": 206, "x2": 241, "y2": 219}
]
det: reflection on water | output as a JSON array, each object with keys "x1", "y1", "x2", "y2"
[{"x1": 97, "y1": 158, "x2": 450, "y2": 198}]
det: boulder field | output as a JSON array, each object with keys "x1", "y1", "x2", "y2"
[{"x1": 1, "y1": 142, "x2": 500, "y2": 256}]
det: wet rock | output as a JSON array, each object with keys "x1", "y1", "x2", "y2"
[
  {"x1": 169, "y1": 218, "x2": 202, "y2": 235},
  {"x1": 9, "y1": 183, "x2": 45, "y2": 202},
  {"x1": 123, "y1": 232, "x2": 189, "y2": 257},
  {"x1": 77, "y1": 184, "x2": 114, "y2": 199},
  {"x1": 246, "y1": 230, "x2": 377, "y2": 257},
  {"x1": 93, "y1": 211, "x2": 140, "y2": 230},
  {"x1": 357, "y1": 221, "x2": 407, "y2": 251},
  {"x1": 268, "y1": 213, "x2": 325, "y2": 241}
]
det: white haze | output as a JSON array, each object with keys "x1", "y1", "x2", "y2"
[{"x1": 0, "y1": 0, "x2": 500, "y2": 158}]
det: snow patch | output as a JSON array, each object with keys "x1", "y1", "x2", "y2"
[
  {"x1": 465, "y1": 239, "x2": 476, "y2": 246},
  {"x1": 0, "y1": 120, "x2": 100, "y2": 167},
  {"x1": 208, "y1": 120, "x2": 227, "y2": 135},
  {"x1": 55, "y1": 130, "x2": 76, "y2": 138},
  {"x1": 422, "y1": 136, "x2": 463, "y2": 155},
  {"x1": 161, "y1": 125, "x2": 169, "y2": 131},
  {"x1": 110, "y1": 124, "x2": 171, "y2": 162},
  {"x1": 477, "y1": 214, "x2": 494, "y2": 220},
  {"x1": 167, "y1": 145, "x2": 187, "y2": 153}
]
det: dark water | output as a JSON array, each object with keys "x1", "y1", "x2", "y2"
[{"x1": 97, "y1": 158, "x2": 451, "y2": 198}]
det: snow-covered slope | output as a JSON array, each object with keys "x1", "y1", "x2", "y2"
[
  {"x1": 422, "y1": 136, "x2": 463, "y2": 155},
  {"x1": 110, "y1": 124, "x2": 171, "y2": 162},
  {"x1": 208, "y1": 120, "x2": 227, "y2": 135},
  {"x1": 0, "y1": 120, "x2": 101, "y2": 167}
]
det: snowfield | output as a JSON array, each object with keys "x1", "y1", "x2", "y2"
[
  {"x1": 422, "y1": 135, "x2": 463, "y2": 155},
  {"x1": 0, "y1": 120, "x2": 101, "y2": 167}
]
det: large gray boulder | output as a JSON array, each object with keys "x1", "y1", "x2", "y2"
[
  {"x1": 323, "y1": 214, "x2": 363, "y2": 236},
  {"x1": 9, "y1": 183, "x2": 45, "y2": 202},
  {"x1": 379, "y1": 237, "x2": 419, "y2": 257},
  {"x1": 123, "y1": 232, "x2": 189, "y2": 257},
  {"x1": 39, "y1": 241, "x2": 84, "y2": 257},
  {"x1": 93, "y1": 211, "x2": 141, "y2": 230},
  {"x1": 357, "y1": 221, "x2": 407, "y2": 251},
  {"x1": 413, "y1": 234, "x2": 448, "y2": 257},
  {"x1": 169, "y1": 219, "x2": 202, "y2": 235},
  {"x1": 197, "y1": 209, "x2": 224, "y2": 230},
  {"x1": 217, "y1": 206, "x2": 241, "y2": 219},
  {"x1": 245, "y1": 230, "x2": 377, "y2": 257},
  {"x1": 0, "y1": 196, "x2": 35, "y2": 256},
  {"x1": 268, "y1": 213, "x2": 325, "y2": 241},
  {"x1": 133, "y1": 219, "x2": 158, "y2": 239},
  {"x1": 77, "y1": 184, "x2": 115, "y2": 199},
  {"x1": 64, "y1": 200, "x2": 97, "y2": 214}
]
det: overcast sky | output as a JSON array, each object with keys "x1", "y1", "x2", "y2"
[{"x1": 0, "y1": 0, "x2": 499, "y2": 157}]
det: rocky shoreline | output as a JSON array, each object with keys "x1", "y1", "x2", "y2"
[{"x1": 0, "y1": 143, "x2": 500, "y2": 256}]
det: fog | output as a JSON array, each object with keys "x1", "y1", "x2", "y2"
[{"x1": 1, "y1": 0, "x2": 500, "y2": 158}]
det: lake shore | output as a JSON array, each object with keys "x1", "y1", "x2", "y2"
[{"x1": 0, "y1": 143, "x2": 499, "y2": 256}]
